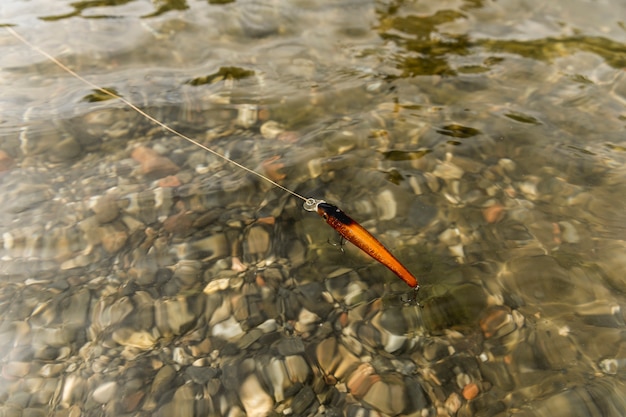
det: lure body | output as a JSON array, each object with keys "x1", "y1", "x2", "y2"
[{"x1": 314, "y1": 201, "x2": 418, "y2": 288}]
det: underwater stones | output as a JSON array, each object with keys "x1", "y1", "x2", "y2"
[
  {"x1": 111, "y1": 328, "x2": 157, "y2": 350},
  {"x1": 49, "y1": 135, "x2": 82, "y2": 162},
  {"x1": 517, "y1": 380, "x2": 626, "y2": 417},
  {"x1": 175, "y1": 234, "x2": 229, "y2": 262},
  {"x1": 239, "y1": 373, "x2": 273, "y2": 417},
  {"x1": 243, "y1": 224, "x2": 271, "y2": 263},
  {"x1": 361, "y1": 374, "x2": 407, "y2": 416},
  {"x1": 60, "y1": 288, "x2": 91, "y2": 329},
  {"x1": 89, "y1": 296, "x2": 134, "y2": 337},
  {"x1": 294, "y1": 308, "x2": 320, "y2": 335},
  {"x1": 99, "y1": 223, "x2": 128, "y2": 253},
  {"x1": 143, "y1": 365, "x2": 177, "y2": 411},
  {"x1": 251, "y1": 354, "x2": 310, "y2": 405},
  {"x1": 163, "y1": 211, "x2": 194, "y2": 239},
  {"x1": 291, "y1": 385, "x2": 317, "y2": 415},
  {"x1": 91, "y1": 194, "x2": 120, "y2": 224},
  {"x1": 316, "y1": 337, "x2": 360, "y2": 382},
  {"x1": 482, "y1": 201, "x2": 505, "y2": 223},
  {"x1": 265, "y1": 357, "x2": 290, "y2": 402},
  {"x1": 92, "y1": 380, "x2": 118, "y2": 404},
  {"x1": 433, "y1": 157, "x2": 465, "y2": 181},
  {"x1": 211, "y1": 316, "x2": 244, "y2": 340},
  {"x1": 236, "y1": 104, "x2": 259, "y2": 128},
  {"x1": 595, "y1": 240, "x2": 626, "y2": 292},
  {"x1": 0, "y1": 149, "x2": 14, "y2": 171},
  {"x1": 173, "y1": 260, "x2": 202, "y2": 287},
  {"x1": 260, "y1": 120, "x2": 285, "y2": 140},
  {"x1": 155, "y1": 296, "x2": 200, "y2": 337},
  {"x1": 7, "y1": 183, "x2": 52, "y2": 214},
  {"x1": 479, "y1": 305, "x2": 519, "y2": 340},
  {"x1": 131, "y1": 146, "x2": 179, "y2": 178}
]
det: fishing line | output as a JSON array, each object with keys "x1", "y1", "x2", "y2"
[{"x1": 5, "y1": 26, "x2": 309, "y2": 203}]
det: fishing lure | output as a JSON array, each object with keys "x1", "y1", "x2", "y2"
[
  {"x1": 6, "y1": 27, "x2": 419, "y2": 289},
  {"x1": 304, "y1": 199, "x2": 418, "y2": 288}
]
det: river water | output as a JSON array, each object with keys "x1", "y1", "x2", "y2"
[{"x1": 1, "y1": 0, "x2": 626, "y2": 416}]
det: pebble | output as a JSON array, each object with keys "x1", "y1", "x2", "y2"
[
  {"x1": 236, "y1": 104, "x2": 258, "y2": 128},
  {"x1": 433, "y1": 160, "x2": 464, "y2": 181},
  {"x1": 362, "y1": 374, "x2": 407, "y2": 415},
  {"x1": 479, "y1": 306, "x2": 515, "y2": 339},
  {"x1": 91, "y1": 193, "x2": 121, "y2": 226},
  {"x1": 462, "y1": 382, "x2": 479, "y2": 400},
  {"x1": 92, "y1": 381, "x2": 118, "y2": 403},
  {"x1": 0, "y1": 150, "x2": 15, "y2": 171},
  {"x1": 260, "y1": 120, "x2": 285, "y2": 139},
  {"x1": 243, "y1": 225, "x2": 271, "y2": 262},
  {"x1": 112, "y1": 328, "x2": 157, "y2": 349},
  {"x1": 482, "y1": 202, "x2": 505, "y2": 223},
  {"x1": 239, "y1": 374, "x2": 273, "y2": 417},
  {"x1": 155, "y1": 296, "x2": 198, "y2": 336},
  {"x1": 131, "y1": 146, "x2": 180, "y2": 178},
  {"x1": 99, "y1": 224, "x2": 128, "y2": 253},
  {"x1": 211, "y1": 316, "x2": 243, "y2": 339}
]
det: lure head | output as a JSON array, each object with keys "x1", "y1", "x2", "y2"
[{"x1": 313, "y1": 201, "x2": 355, "y2": 225}]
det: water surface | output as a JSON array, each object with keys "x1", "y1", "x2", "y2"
[{"x1": 1, "y1": 0, "x2": 626, "y2": 416}]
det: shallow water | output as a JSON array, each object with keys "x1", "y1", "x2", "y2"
[{"x1": 1, "y1": 0, "x2": 626, "y2": 416}]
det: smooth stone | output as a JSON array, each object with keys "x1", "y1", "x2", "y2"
[
  {"x1": 433, "y1": 160, "x2": 464, "y2": 180},
  {"x1": 92, "y1": 381, "x2": 118, "y2": 403},
  {"x1": 211, "y1": 316, "x2": 243, "y2": 340},
  {"x1": 0, "y1": 149, "x2": 14, "y2": 171},
  {"x1": 61, "y1": 288, "x2": 90, "y2": 328},
  {"x1": 155, "y1": 297, "x2": 197, "y2": 336},
  {"x1": 265, "y1": 358, "x2": 289, "y2": 402},
  {"x1": 291, "y1": 386, "x2": 316, "y2": 415},
  {"x1": 190, "y1": 234, "x2": 229, "y2": 261},
  {"x1": 239, "y1": 374, "x2": 273, "y2": 417},
  {"x1": 49, "y1": 136, "x2": 82, "y2": 162},
  {"x1": 99, "y1": 224, "x2": 128, "y2": 253},
  {"x1": 243, "y1": 225, "x2": 271, "y2": 261},
  {"x1": 131, "y1": 146, "x2": 180, "y2": 178},
  {"x1": 2, "y1": 361, "x2": 31, "y2": 378},
  {"x1": 260, "y1": 120, "x2": 284, "y2": 140},
  {"x1": 361, "y1": 374, "x2": 406, "y2": 415},
  {"x1": 284, "y1": 355, "x2": 310, "y2": 384},
  {"x1": 274, "y1": 337, "x2": 305, "y2": 356},
  {"x1": 111, "y1": 329, "x2": 157, "y2": 350},
  {"x1": 92, "y1": 194, "x2": 120, "y2": 224}
]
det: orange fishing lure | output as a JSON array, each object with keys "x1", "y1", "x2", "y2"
[{"x1": 305, "y1": 199, "x2": 418, "y2": 288}]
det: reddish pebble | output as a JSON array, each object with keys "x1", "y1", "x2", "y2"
[
  {"x1": 462, "y1": 382, "x2": 479, "y2": 400},
  {"x1": 256, "y1": 216, "x2": 276, "y2": 225},
  {"x1": 258, "y1": 108, "x2": 270, "y2": 121},
  {"x1": 552, "y1": 222, "x2": 562, "y2": 244},
  {"x1": 163, "y1": 211, "x2": 194, "y2": 236},
  {"x1": 231, "y1": 256, "x2": 247, "y2": 272},
  {"x1": 347, "y1": 363, "x2": 379, "y2": 398},
  {"x1": 158, "y1": 175, "x2": 181, "y2": 188},
  {"x1": 277, "y1": 131, "x2": 299, "y2": 143},
  {"x1": 131, "y1": 146, "x2": 179, "y2": 177},
  {"x1": 482, "y1": 203, "x2": 504, "y2": 223},
  {"x1": 262, "y1": 155, "x2": 286, "y2": 181},
  {"x1": 0, "y1": 150, "x2": 14, "y2": 172},
  {"x1": 339, "y1": 311, "x2": 349, "y2": 328},
  {"x1": 479, "y1": 305, "x2": 511, "y2": 339}
]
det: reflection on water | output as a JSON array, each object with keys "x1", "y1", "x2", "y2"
[{"x1": 1, "y1": 0, "x2": 626, "y2": 415}]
